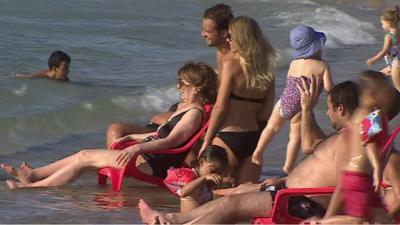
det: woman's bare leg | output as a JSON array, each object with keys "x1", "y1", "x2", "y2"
[
  {"x1": 1, "y1": 152, "x2": 79, "y2": 183},
  {"x1": 139, "y1": 191, "x2": 273, "y2": 224},
  {"x1": 391, "y1": 58, "x2": 400, "y2": 91},
  {"x1": 6, "y1": 149, "x2": 123, "y2": 189}
]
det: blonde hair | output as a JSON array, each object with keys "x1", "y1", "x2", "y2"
[
  {"x1": 381, "y1": 6, "x2": 399, "y2": 27},
  {"x1": 229, "y1": 16, "x2": 277, "y2": 90},
  {"x1": 178, "y1": 62, "x2": 218, "y2": 104}
]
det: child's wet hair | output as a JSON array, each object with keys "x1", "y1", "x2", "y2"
[
  {"x1": 48, "y1": 50, "x2": 71, "y2": 69},
  {"x1": 199, "y1": 145, "x2": 228, "y2": 168}
]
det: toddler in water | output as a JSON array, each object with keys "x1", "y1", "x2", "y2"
[
  {"x1": 163, "y1": 145, "x2": 232, "y2": 212},
  {"x1": 317, "y1": 71, "x2": 391, "y2": 224},
  {"x1": 16, "y1": 50, "x2": 71, "y2": 81},
  {"x1": 252, "y1": 25, "x2": 333, "y2": 173},
  {"x1": 366, "y1": 6, "x2": 399, "y2": 76}
]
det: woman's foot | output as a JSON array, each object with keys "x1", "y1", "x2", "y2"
[
  {"x1": 1, "y1": 163, "x2": 18, "y2": 177},
  {"x1": 20, "y1": 161, "x2": 33, "y2": 170},
  {"x1": 138, "y1": 199, "x2": 170, "y2": 225},
  {"x1": 1, "y1": 163, "x2": 32, "y2": 183}
]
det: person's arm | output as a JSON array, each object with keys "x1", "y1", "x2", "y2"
[
  {"x1": 297, "y1": 75, "x2": 326, "y2": 153},
  {"x1": 366, "y1": 34, "x2": 392, "y2": 67},
  {"x1": 365, "y1": 142, "x2": 382, "y2": 192},
  {"x1": 199, "y1": 61, "x2": 234, "y2": 155},
  {"x1": 180, "y1": 174, "x2": 222, "y2": 197},
  {"x1": 323, "y1": 183, "x2": 342, "y2": 218},
  {"x1": 15, "y1": 70, "x2": 48, "y2": 78},
  {"x1": 113, "y1": 131, "x2": 158, "y2": 144},
  {"x1": 322, "y1": 63, "x2": 334, "y2": 92},
  {"x1": 116, "y1": 109, "x2": 203, "y2": 167}
]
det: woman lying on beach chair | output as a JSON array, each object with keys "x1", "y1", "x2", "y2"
[
  {"x1": 1, "y1": 62, "x2": 218, "y2": 189},
  {"x1": 98, "y1": 104, "x2": 212, "y2": 191}
]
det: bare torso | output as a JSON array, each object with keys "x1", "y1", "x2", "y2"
[
  {"x1": 288, "y1": 58, "x2": 328, "y2": 78},
  {"x1": 286, "y1": 132, "x2": 342, "y2": 188}
]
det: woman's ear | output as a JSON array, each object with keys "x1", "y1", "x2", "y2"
[{"x1": 194, "y1": 87, "x2": 201, "y2": 95}]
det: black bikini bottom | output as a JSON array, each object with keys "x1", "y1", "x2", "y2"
[
  {"x1": 142, "y1": 151, "x2": 188, "y2": 178},
  {"x1": 216, "y1": 130, "x2": 261, "y2": 161}
]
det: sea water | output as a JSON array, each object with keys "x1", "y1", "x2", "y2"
[{"x1": 0, "y1": 0, "x2": 399, "y2": 223}]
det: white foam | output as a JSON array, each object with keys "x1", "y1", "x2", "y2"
[
  {"x1": 276, "y1": 1, "x2": 376, "y2": 47},
  {"x1": 111, "y1": 85, "x2": 179, "y2": 112},
  {"x1": 13, "y1": 84, "x2": 27, "y2": 96},
  {"x1": 82, "y1": 102, "x2": 94, "y2": 110}
]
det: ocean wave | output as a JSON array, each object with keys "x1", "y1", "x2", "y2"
[
  {"x1": 275, "y1": 1, "x2": 376, "y2": 47},
  {"x1": 0, "y1": 85, "x2": 178, "y2": 156}
]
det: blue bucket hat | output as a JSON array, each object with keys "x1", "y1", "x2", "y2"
[{"x1": 290, "y1": 25, "x2": 326, "y2": 59}]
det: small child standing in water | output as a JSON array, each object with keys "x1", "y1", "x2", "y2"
[
  {"x1": 252, "y1": 25, "x2": 333, "y2": 173},
  {"x1": 366, "y1": 6, "x2": 399, "y2": 76},
  {"x1": 163, "y1": 145, "x2": 232, "y2": 212},
  {"x1": 16, "y1": 50, "x2": 71, "y2": 81},
  {"x1": 318, "y1": 70, "x2": 392, "y2": 224}
]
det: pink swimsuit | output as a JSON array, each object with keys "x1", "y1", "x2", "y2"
[{"x1": 163, "y1": 168, "x2": 213, "y2": 204}]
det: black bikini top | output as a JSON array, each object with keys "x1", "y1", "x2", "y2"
[
  {"x1": 229, "y1": 92, "x2": 264, "y2": 103},
  {"x1": 157, "y1": 107, "x2": 204, "y2": 138}
]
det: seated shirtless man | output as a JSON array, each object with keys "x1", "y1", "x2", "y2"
[
  {"x1": 138, "y1": 79, "x2": 358, "y2": 224},
  {"x1": 138, "y1": 77, "x2": 400, "y2": 224}
]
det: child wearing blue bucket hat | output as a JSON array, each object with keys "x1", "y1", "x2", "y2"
[{"x1": 252, "y1": 25, "x2": 334, "y2": 173}]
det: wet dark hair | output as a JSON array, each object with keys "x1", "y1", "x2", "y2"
[
  {"x1": 199, "y1": 145, "x2": 228, "y2": 168},
  {"x1": 328, "y1": 81, "x2": 359, "y2": 115},
  {"x1": 203, "y1": 4, "x2": 234, "y2": 32},
  {"x1": 48, "y1": 50, "x2": 71, "y2": 69}
]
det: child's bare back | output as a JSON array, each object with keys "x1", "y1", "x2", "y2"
[{"x1": 288, "y1": 58, "x2": 333, "y2": 91}]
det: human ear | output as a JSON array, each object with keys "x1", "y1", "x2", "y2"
[
  {"x1": 194, "y1": 87, "x2": 201, "y2": 95},
  {"x1": 338, "y1": 104, "x2": 345, "y2": 116}
]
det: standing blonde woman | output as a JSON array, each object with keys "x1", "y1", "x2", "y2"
[{"x1": 200, "y1": 16, "x2": 277, "y2": 184}]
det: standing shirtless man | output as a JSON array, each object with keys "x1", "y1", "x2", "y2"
[{"x1": 106, "y1": 4, "x2": 235, "y2": 148}]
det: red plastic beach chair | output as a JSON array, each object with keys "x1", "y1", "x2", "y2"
[
  {"x1": 98, "y1": 104, "x2": 212, "y2": 191},
  {"x1": 253, "y1": 125, "x2": 400, "y2": 224},
  {"x1": 252, "y1": 187, "x2": 335, "y2": 224}
]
